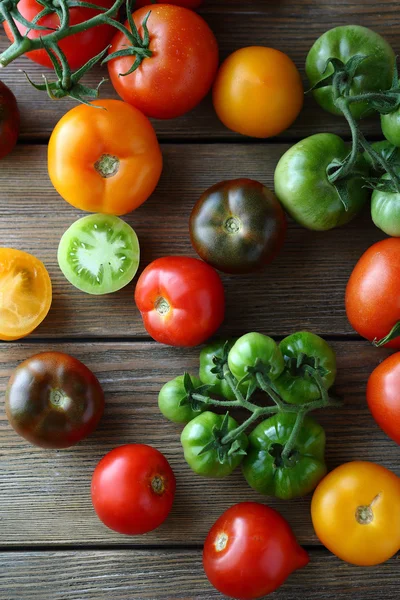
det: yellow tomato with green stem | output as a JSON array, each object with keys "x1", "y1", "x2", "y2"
[
  {"x1": 213, "y1": 46, "x2": 303, "y2": 139},
  {"x1": 311, "y1": 461, "x2": 400, "y2": 566}
]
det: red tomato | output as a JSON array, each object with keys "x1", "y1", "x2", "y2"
[
  {"x1": 203, "y1": 503, "x2": 309, "y2": 600},
  {"x1": 91, "y1": 444, "x2": 176, "y2": 535},
  {"x1": 346, "y1": 238, "x2": 400, "y2": 347},
  {"x1": 4, "y1": 0, "x2": 116, "y2": 69},
  {"x1": 135, "y1": 256, "x2": 225, "y2": 346},
  {"x1": 367, "y1": 353, "x2": 400, "y2": 444},
  {"x1": 107, "y1": 5, "x2": 218, "y2": 118},
  {"x1": 136, "y1": 0, "x2": 202, "y2": 6}
]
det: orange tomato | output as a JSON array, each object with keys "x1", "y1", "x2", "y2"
[
  {"x1": 48, "y1": 99, "x2": 163, "y2": 216},
  {"x1": 213, "y1": 46, "x2": 303, "y2": 138},
  {"x1": 0, "y1": 248, "x2": 52, "y2": 341},
  {"x1": 311, "y1": 461, "x2": 400, "y2": 566}
]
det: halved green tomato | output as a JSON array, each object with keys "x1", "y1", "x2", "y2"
[{"x1": 58, "y1": 214, "x2": 140, "y2": 295}]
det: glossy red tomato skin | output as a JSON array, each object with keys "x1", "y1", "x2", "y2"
[
  {"x1": 136, "y1": 0, "x2": 202, "y2": 7},
  {"x1": 346, "y1": 238, "x2": 400, "y2": 348},
  {"x1": 367, "y1": 353, "x2": 400, "y2": 444},
  {"x1": 4, "y1": 0, "x2": 116, "y2": 69},
  {"x1": 91, "y1": 444, "x2": 176, "y2": 535},
  {"x1": 5, "y1": 352, "x2": 104, "y2": 449},
  {"x1": 107, "y1": 5, "x2": 219, "y2": 119},
  {"x1": 203, "y1": 503, "x2": 309, "y2": 600},
  {"x1": 0, "y1": 82, "x2": 20, "y2": 160},
  {"x1": 135, "y1": 256, "x2": 225, "y2": 347}
]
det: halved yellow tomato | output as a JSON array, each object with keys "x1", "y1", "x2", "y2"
[{"x1": 0, "y1": 248, "x2": 52, "y2": 341}]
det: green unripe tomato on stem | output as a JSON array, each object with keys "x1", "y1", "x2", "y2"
[
  {"x1": 158, "y1": 374, "x2": 206, "y2": 424},
  {"x1": 274, "y1": 133, "x2": 369, "y2": 231},
  {"x1": 306, "y1": 25, "x2": 395, "y2": 119},
  {"x1": 274, "y1": 331, "x2": 337, "y2": 405},
  {"x1": 181, "y1": 411, "x2": 248, "y2": 478},
  {"x1": 242, "y1": 412, "x2": 327, "y2": 500},
  {"x1": 228, "y1": 332, "x2": 285, "y2": 387}
]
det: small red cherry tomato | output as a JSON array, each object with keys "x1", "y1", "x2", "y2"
[
  {"x1": 134, "y1": 256, "x2": 225, "y2": 346},
  {"x1": 91, "y1": 444, "x2": 176, "y2": 535},
  {"x1": 203, "y1": 502, "x2": 309, "y2": 600},
  {"x1": 367, "y1": 353, "x2": 400, "y2": 444}
]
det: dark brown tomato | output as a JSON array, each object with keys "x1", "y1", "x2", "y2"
[
  {"x1": 0, "y1": 81, "x2": 20, "y2": 160},
  {"x1": 189, "y1": 179, "x2": 287, "y2": 274},
  {"x1": 5, "y1": 352, "x2": 104, "y2": 449}
]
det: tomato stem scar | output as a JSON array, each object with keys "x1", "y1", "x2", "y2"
[
  {"x1": 215, "y1": 532, "x2": 228, "y2": 552},
  {"x1": 94, "y1": 154, "x2": 120, "y2": 178},
  {"x1": 155, "y1": 297, "x2": 170, "y2": 316}
]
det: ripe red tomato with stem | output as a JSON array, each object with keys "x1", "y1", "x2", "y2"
[
  {"x1": 203, "y1": 502, "x2": 309, "y2": 600},
  {"x1": 346, "y1": 238, "x2": 400, "y2": 347},
  {"x1": 367, "y1": 353, "x2": 400, "y2": 444},
  {"x1": 3, "y1": 0, "x2": 116, "y2": 69},
  {"x1": 135, "y1": 256, "x2": 225, "y2": 346},
  {"x1": 106, "y1": 4, "x2": 219, "y2": 119},
  {"x1": 0, "y1": 81, "x2": 19, "y2": 160},
  {"x1": 91, "y1": 444, "x2": 176, "y2": 535}
]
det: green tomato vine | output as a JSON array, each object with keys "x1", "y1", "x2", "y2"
[{"x1": 0, "y1": 0, "x2": 152, "y2": 104}]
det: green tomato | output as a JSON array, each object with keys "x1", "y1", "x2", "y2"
[
  {"x1": 158, "y1": 375, "x2": 206, "y2": 424},
  {"x1": 381, "y1": 107, "x2": 400, "y2": 148},
  {"x1": 228, "y1": 333, "x2": 284, "y2": 386},
  {"x1": 306, "y1": 25, "x2": 395, "y2": 119},
  {"x1": 199, "y1": 339, "x2": 245, "y2": 400},
  {"x1": 371, "y1": 172, "x2": 400, "y2": 236},
  {"x1": 181, "y1": 411, "x2": 248, "y2": 478},
  {"x1": 274, "y1": 332, "x2": 337, "y2": 405},
  {"x1": 274, "y1": 133, "x2": 369, "y2": 231},
  {"x1": 242, "y1": 413, "x2": 327, "y2": 500},
  {"x1": 364, "y1": 141, "x2": 400, "y2": 176},
  {"x1": 58, "y1": 214, "x2": 140, "y2": 295}
]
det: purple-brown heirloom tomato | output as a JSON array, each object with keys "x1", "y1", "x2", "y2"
[
  {"x1": 5, "y1": 352, "x2": 104, "y2": 448},
  {"x1": 0, "y1": 81, "x2": 19, "y2": 159},
  {"x1": 189, "y1": 179, "x2": 287, "y2": 274}
]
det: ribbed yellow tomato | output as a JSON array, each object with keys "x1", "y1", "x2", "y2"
[
  {"x1": 48, "y1": 99, "x2": 162, "y2": 216},
  {"x1": 0, "y1": 248, "x2": 52, "y2": 340},
  {"x1": 311, "y1": 461, "x2": 400, "y2": 566},
  {"x1": 213, "y1": 46, "x2": 303, "y2": 138}
]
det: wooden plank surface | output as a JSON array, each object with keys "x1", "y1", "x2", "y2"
[
  {"x1": 1, "y1": 549, "x2": 399, "y2": 600},
  {"x1": 1, "y1": 0, "x2": 399, "y2": 140},
  {"x1": 1, "y1": 340, "x2": 397, "y2": 546},
  {"x1": 0, "y1": 144, "x2": 386, "y2": 339}
]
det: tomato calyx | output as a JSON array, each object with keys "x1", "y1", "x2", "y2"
[
  {"x1": 151, "y1": 474, "x2": 166, "y2": 495},
  {"x1": 102, "y1": 10, "x2": 153, "y2": 77},
  {"x1": 180, "y1": 372, "x2": 212, "y2": 412},
  {"x1": 355, "y1": 493, "x2": 382, "y2": 525},
  {"x1": 224, "y1": 216, "x2": 242, "y2": 234},
  {"x1": 49, "y1": 388, "x2": 72, "y2": 411},
  {"x1": 373, "y1": 321, "x2": 400, "y2": 347},
  {"x1": 155, "y1": 296, "x2": 171, "y2": 316},
  {"x1": 94, "y1": 153, "x2": 120, "y2": 178}
]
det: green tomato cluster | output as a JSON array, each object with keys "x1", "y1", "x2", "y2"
[
  {"x1": 274, "y1": 25, "x2": 400, "y2": 237},
  {"x1": 158, "y1": 331, "x2": 337, "y2": 500}
]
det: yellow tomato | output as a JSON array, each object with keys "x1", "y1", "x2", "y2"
[
  {"x1": 311, "y1": 461, "x2": 400, "y2": 566},
  {"x1": 213, "y1": 46, "x2": 303, "y2": 138},
  {"x1": 48, "y1": 99, "x2": 163, "y2": 216},
  {"x1": 0, "y1": 248, "x2": 52, "y2": 341}
]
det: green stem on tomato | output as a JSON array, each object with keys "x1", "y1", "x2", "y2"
[
  {"x1": 281, "y1": 409, "x2": 306, "y2": 459},
  {"x1": 373, "y1": 321, "x2": 400, "y2": 347},
  {"x1": 0, "y1": 0, "x2": 125, "y2": 67},
  {"x1": 358, "y1": 131, "x2": 400, "y2": 194}
]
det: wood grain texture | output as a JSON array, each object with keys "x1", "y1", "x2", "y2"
[
  {"x1": 1, "y1": 0, "x2": 399, "y2": 140},
  {"x1": 0, "y1": 340, "x2": 398, "y2": 546},
  {"x1": 0, "y1": 144, "x2": 386, "y2": 339},
  {"x1": 1, "y1": 549, "x2": 399, "y2": 600}
]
